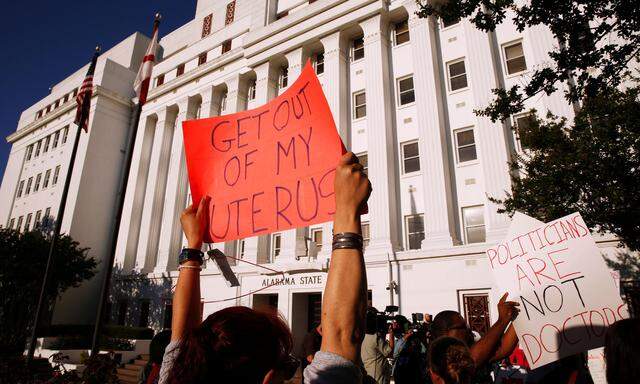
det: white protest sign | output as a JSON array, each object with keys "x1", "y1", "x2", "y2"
[{"x1": 486, "y1": 212, "x2": 628, "y2": 369}]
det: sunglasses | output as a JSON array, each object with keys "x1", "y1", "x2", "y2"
[{"x1": 276, "y1": 354, "x2": 300, "y2": 380}]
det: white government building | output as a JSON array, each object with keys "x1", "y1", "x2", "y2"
[{"x1": 0, "y1": 0, "x2": 624, "y2": 355}]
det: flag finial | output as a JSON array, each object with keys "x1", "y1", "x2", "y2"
[
  {"x1": 155, "y1": 13, "x2": 162, "y2": 21},
  {"x1": 95, "y1": 45, "x2": 101, "y2": 53}
]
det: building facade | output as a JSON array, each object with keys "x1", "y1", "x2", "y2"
[
  {"x1": 0, "y1": 0, "x2": 624, "y2": 358},
  {"x1": 0, "y1": 33, "x2": 151, "y2": 324}
]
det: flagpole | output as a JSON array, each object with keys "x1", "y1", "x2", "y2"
[
  {"x1": 26, "y1": 47, "x2": 101, "y2": 364},
  {"x1": 90, "y1": 13, "x2": 161, "y2": 356}
]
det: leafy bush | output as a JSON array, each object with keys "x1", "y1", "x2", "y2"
[{"x1": 0, "y1": 229, "x2": 96, "y2": 356}]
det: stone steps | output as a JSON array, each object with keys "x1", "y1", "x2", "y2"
[{"x1": 116, "y1": 354, "x2": 149, "y2": 384}]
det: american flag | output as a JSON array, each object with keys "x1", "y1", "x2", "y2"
[
  {"x1": 74, "y1": 49, "x2": 100, "y2": 132},
  {"x1": 133, "y1": 16, "x2": 160, "y2": 105}
]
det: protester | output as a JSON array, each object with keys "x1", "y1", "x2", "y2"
[
  {"x1": 159, "y1": 152, "x2": 371, "y2": 384},
  {"x1": 428, "y1": 336, "x2": 475, "y2": 384},
  {"x1": 138, "y1": 330, "x2": 171, "y2": 384},
  {"x1": 430, "y1": 294, "x2": 519, "y2": 383},
  {"x1": 301, "y1": 323, "x2": 322, "y2": 383},
  {"x1": 361, "y1": 307, "x2": 395, "y2": 383},
  {"x1": 604, "y1": 318, "x2": 640, "y2": 384}
]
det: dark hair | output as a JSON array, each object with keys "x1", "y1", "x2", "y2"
[
  {"x1": 150, "y1": 330, "x2": 172, "y2": 365},
  {"x1": 431, "y1": 311, "x2": 462, "y2": 339},
  {"x1": 604, "y1": 318, "x2": 640, "y2": 384},
  {"x1": 428, "y1": 336, "x2": 475, "y2": 384},
  {"x1": 166, "y1": 306, "x2": 293, "y2": 383}
]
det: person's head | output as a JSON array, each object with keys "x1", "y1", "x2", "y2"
[
  {"x1": 392, "y1": 315, "x2": 409, "y2": 335},
  {"x1": 604, "y1": 318, "x2": 640, "y2": 384},
  {"x1": 149, "y1": 330, "x2": 172, "y2": 365},
  {"x1": 428, "y1": 336, "x2": 475, "y2": 384},
  {"x1": 424, "y1": 313, "x2": 433, "y2": 323},
  {"x1": 166, "y1": 306, "x2": 295, "y2": 384},
  {"x1": 432, "y1": 311, "x2": 474, "y2": 346}
]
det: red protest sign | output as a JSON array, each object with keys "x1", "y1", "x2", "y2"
[{"x1": 183, "y1": 61, "x2": 345, "y2": 243}]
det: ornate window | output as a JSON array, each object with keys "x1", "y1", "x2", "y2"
[
  {"x1": 225, "y1": 1, "x2": 236, "y2": 25},
  {"x1": 202, "y1": 13, "x2": 213, "y2": 38},
  {"x1": 462, "y1": 293, "x2": 490, "y2": 335}
]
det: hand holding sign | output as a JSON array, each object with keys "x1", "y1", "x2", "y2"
[{"x1": 183, "y1": 61, "x2": 346, "y2": 243}]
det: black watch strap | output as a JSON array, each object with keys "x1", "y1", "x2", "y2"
[{"x1": 178, "y1": 248, "x2": 204, "y2": 266}]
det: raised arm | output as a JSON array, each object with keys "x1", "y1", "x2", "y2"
[
  {"x1": 171, "y1": 197, "x2": 209, "y2": 341},
  {"x1": 469, "y1": 293, "x2": 519, "y2": 367},
  {"x1": 320, "y1": 152, "x2": 372, "y2": 363},
  {"x1": 490, "y1": 324, "x2": 519, "y2": 362}
]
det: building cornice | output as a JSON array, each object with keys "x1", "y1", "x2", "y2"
[
  {"x1": 243, "y1": 0, "x2": 382, "y2": 64},
  {"x1": 144, "y1": 48, "x2": 244, "y2": 104},
  {"x1": 7, "y1": 86, "x2": 133, "y2": 143}
]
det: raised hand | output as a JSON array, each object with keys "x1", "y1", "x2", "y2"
[
  {"x1": 497, "y1": 292, "x2": 520, "y2": 323},
  {"x1": 180, "y1": 196, "x2": 209, "y2": 249}
]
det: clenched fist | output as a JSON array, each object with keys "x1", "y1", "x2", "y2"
[{"x1": 333, "y1": 152, "x2": 372, "y2": 233}]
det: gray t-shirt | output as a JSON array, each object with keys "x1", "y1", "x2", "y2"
[
  {"x1": 158, "y1": 341, "x2": 361, "y2": 384},
  {"x1": 158, "y1": 341, "x2": 180, "y2": 384},
  {"x1": 303, "y1": 351, "x2": 362, "y2": 383}
]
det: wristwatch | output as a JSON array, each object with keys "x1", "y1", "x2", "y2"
[{"x1": 178, "y1": 248, "x2": 204, "y2": 266}]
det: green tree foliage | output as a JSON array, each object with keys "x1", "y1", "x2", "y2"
[
  {"x1": 417, "y1": 0, "x2": 640, "y2": 121},
  {"x1": 495, "y1": 87, "x2": 640, "y2": 251},
  {"x1": 0, "y1": 228, "x2": 96, "y2": 355}
]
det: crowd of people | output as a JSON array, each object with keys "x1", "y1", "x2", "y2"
[{"x1": 144, "y1": 152, "x2": 637, "y2": 384}]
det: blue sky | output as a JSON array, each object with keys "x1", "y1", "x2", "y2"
[{"x1": 0, "y1": 1, "x2": 195, "y2": 179}]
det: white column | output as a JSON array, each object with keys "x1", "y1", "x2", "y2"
[
  {"x1": 155, "y1": 99, "x2": 192, "y2": 272},
  {"x1": 318, "y1": 31, "x2": 349, "y2": 259},
  {"x1": 279, "y1": 47, "x2": 310, "y2": 262},
  {"x1": 197, "y1": 86, "x2": 227, "y2": 263},
  {"x1": 135, "y1": 107, "x2": 176, "y2": 271},
  {"x1": 244, "y1": 61, "x2": 278, "y2": 263},
  {"x1": 114, "y1": 113, "x2": 157, "y2": 270},
  {"x1": 360, "y1": 15, "x2": 401, "y2": 254},
  {"x1": 463, "y1": 22, "x2": 512, "y2": 241},
  {"x1": 406, "y1": 2, "x2": 457, "y2": 249}
]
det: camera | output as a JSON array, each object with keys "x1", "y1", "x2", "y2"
[{"x1": 366, "y1": 305, "x2": 399, "y2": 334}]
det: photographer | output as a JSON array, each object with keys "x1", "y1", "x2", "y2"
[
  {"x1": 393, "y1": 317, "x2": 428, "y2": 384},
  {"x1": 361, "y1": 307, "x2": 395, "y2": 384}
]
